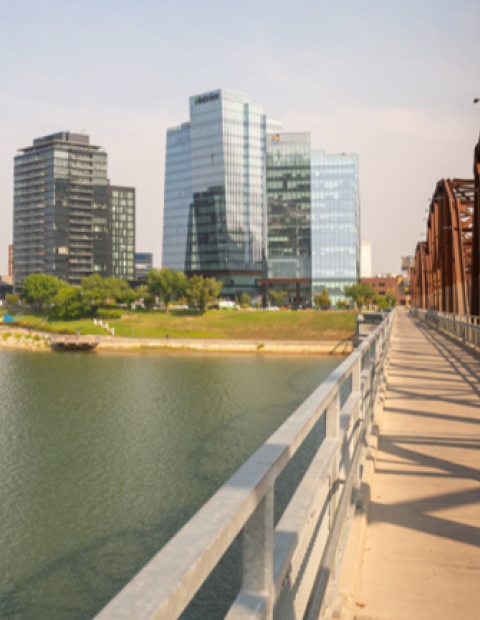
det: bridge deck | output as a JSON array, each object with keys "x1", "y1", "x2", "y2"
[{"x1": 354, "y1": 310, "x2": 480, "y2": 620}]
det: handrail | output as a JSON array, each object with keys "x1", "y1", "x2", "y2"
[
  {"x1": 410, "y1": 308, "x2": 480, "y2": 351},
  {"x1": 95, "y1": 311, "x2": 396, "y2": 620}
]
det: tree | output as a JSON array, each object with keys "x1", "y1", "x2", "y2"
[
  {"x1": 22, "y1": 274, "x2": 66, "y2": 309},
  {"x1": 80, "y1": 275, "x2": 138, "y2": 312},
  {"x1": 147, "y1": 268, "x2": 187, "y2": 312},
  {"x1": 239, "y1": 292, "x2": 251, "y2": 308},
  {"x1": 5, "y1": 294, "x2": 19, "y2": 307},
  {"x1": 109, "y1": 278, "x2": 138, "y2": 305},
  {"x1": 385, "y1": 294, "x2": 397, "y2": 307},
  {"x1": 80, "y1": 274, "x2": 112, "y2": 309},
  {"x1": 336, "y1": 299, "x2": 348, "y2": 309},
  {"x1": 374, "y1": 295, "x2": 389, "y2": 309},
  {"x1": 186, "y1": 275, "x2": 222, "y2": 314},
  {"x1": 269, "y1": 288, "x2": 286, "y2": 307},
  {"x1": 53, "y1": 286, "x2": 83, "y2": 319},
  {"x1": 343, "y1": 284, "x2": 375, "y2": 309},
  {"x1": 314, "y1": 288, "x2": 331, "y2": 309}
]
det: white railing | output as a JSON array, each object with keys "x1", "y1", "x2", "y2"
[
  {"x1": 95, "y1": 311, "x2": 396, "y2": 620},
  {"x1": 410, "y1": 308, "x2": 480, "y2": 351}
]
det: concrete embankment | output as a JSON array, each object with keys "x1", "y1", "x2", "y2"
[
  {"x1": 0, "y1": 327, "x2": 354, "y2": 355},
  {"x1": 0, "y1": 328, "x2": 50, "y2": 351},
  {"x1": 96, "y1": 337, "x2": 353, "y2": 355}
]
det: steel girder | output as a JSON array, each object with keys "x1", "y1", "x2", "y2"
[
  {"x1": 412, "y1": 242, "x2": 428, "y2": 309},
  {"x1": 471, "y1": 136, "x2": 480, "y2": 315},
  {"x1": 412, "y1": 177, "x2": 475, "y2": 314}
]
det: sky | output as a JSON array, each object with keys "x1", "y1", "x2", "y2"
[{"x1": 0, "y1": 0, "x2": 479, "y2": 275}]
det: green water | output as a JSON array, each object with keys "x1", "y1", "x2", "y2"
[{"x1": 0, "y1": 349, "x2": 340, "y2": 619}]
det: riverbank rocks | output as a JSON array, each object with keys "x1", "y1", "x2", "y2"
[{"x1": 0, "y1": 330, "x2": 50, "y2": 351}]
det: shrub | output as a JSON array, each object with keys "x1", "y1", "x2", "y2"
[
  {"x1": 239, "y1": 292, "x2": 251, "y2": 308},
  {"x1": 96, "y1": 309, "x2": 122, "y2": 320},
  {"x1": 6, "y1": 294, "x2": 19, "y2": 306}
]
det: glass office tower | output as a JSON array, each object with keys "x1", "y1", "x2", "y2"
[
  {"x1": 263, "y1": 132, "x2": 311, "y2": 305},
  {"x1": 162, "y1": 89, "x2": 282, "y2": 296},
  {"x1": 265, "y1": 133, "x2": 311, "y2": 278},
  {"x1": 162, "y1": 123, "x2": 192, "y2": 271},
  {"x1": 311, "y1": 151, "x2": 360, "y2": 304},
  {"x1": 108, "y1": 185, "x2": 135, "y2": 281}
]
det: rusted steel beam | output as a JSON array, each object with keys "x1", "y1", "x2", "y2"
[
  {"x1": 413, "y1": 137, "x2": 478, "y2": 315},
  {"x1": 471, "y1": 135, "x2": 480, "y2": 315}
]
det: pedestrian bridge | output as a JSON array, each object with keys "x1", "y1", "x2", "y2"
[{"x1": 95, "y1": 309, "x2": 480, "y2": 620}]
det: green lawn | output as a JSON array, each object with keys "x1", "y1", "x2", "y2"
[{"x1": 0, "y1": 308, "x2": 356, "y2": 341}]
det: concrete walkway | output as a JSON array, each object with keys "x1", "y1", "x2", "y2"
[{"x1": 354, "y1": 311, "x2": 480, "y2": 620}]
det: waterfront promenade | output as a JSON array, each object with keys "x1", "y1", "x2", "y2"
[{"x1": 349, "y1": 311, "x2": 480, "y2": 619}]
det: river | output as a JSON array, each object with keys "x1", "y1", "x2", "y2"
[{"x1": 0, "y1": 349, "x2": 341, "y2": 619}]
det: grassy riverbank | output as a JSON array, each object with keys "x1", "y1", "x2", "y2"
[{"x1": 1, "y1": 308, "x2": 356, "y2": 341}]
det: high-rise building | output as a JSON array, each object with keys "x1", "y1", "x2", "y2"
[
  {"x1": 360, "y1": 241, "x2": 373, "y2": 278},
  {"x1": 162, "y1": 88, "x2": 281, "y2": 296},
  {"x1": 13, "y1": 132, "x2": 134, "y2": 290},
  {"x1": 134, "y1": 252, "x2": 153, "y2": 281},
  {"x1": 261, "y1": 139, "x2": 360, "y2": 306},
  {"x1": 8, "y1": 244, "x2": 13, "y2": 277},
  {"x1": 261, "y1": 132, "x2": 312, "y2": 305},
  {"x1": 13, "y1": 132, "x2": 107, "y2": 289},
  {"x1": 108, "y1": 185, "x2": 135, "y2": 281},
  {"x1": 311, "y1": 152, "x2": 360, "y2": 304},
  {"x1": 162, "y1": 91, "x2": 360, "y2": 304}
]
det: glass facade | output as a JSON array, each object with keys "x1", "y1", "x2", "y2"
[
  {"x1": 135, "y1": 252, "x2": 153, "y2": 281},
  {"x1": 109, "y1": 186, "x2": 135, "y2": 281},
  {"x1": 162, "y1": 89, "x2": 282, "y2": 296},
  {"x1": 265, "y1": 133, "x2": 311, "y2": 280},
  {"x1": 162, "y1": 123, "x2": 192, "y2": 271},
  {"x1": 311, "y1": 151, "x2": 360, "y2": 303},
  {"x1": 162, "y1": 93, "x2": 360, "y2": 302}
]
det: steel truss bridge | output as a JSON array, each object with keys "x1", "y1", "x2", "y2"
[{"x1": 411, "y1": 135, "x2": 480, "y2": 314}]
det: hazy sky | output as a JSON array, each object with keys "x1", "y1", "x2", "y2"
[{"x1": 1, "y1": 0, "x2": 479, "y2": 275}]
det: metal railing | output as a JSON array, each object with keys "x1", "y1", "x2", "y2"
[
  {"x1": 410, "y1": 308, "x2": 480, "y2": 351},
  {"x1": 95, "y1": 311, "x2": 396, "y2": 620}
]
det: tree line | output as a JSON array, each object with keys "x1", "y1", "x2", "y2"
[
  {"x1": 6, "y1": 273, "x2": 396, "y2": 318},
  {"x1": 9, "y1": 269, "x2": 223, "y2": 318},
  {"x1": 312, "y1": 284, "x2": 397, "y2": 309}
]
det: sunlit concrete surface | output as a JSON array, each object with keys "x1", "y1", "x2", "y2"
[{"x1": 355, "y1": 311, "x2": 480, "y2": 620}]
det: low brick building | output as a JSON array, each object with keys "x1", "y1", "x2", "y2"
[{"x1": 361, "y1": 274, "x2": 410, "y2": 306}]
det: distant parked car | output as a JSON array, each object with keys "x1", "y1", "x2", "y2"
[{"x1": 265, "y1": 306, "x2": 280, "y2": 311}]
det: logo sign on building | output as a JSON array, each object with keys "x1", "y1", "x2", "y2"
[
  {"x1": 194, "y1": 93, "x2": 220, "y2": 105},
  {"x1": 271, "y1": 134, "x2": 280, "y2": 144}
]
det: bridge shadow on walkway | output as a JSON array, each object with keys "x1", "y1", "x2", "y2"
[{"x1": 354, "y1": 310, "x2": 480, "y2": 620}]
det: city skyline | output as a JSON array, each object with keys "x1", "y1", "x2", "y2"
[{"x1": 1, "y1": 1, "x2": 479, "y2": 276}]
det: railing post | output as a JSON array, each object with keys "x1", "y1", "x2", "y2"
[
  {"x1": 351, "y1": 357, "x2": 360, "y2": 394},
  {"x1": 326, "y1": 390, "x2": 340, "y2": 589},
  {"x1": 239, "y1": 486, "x2": 274, "y2": 619}
]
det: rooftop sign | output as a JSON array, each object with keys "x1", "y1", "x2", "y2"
[{"x1": 194, "y1": 93, "x2": 220, "y2": 105}]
